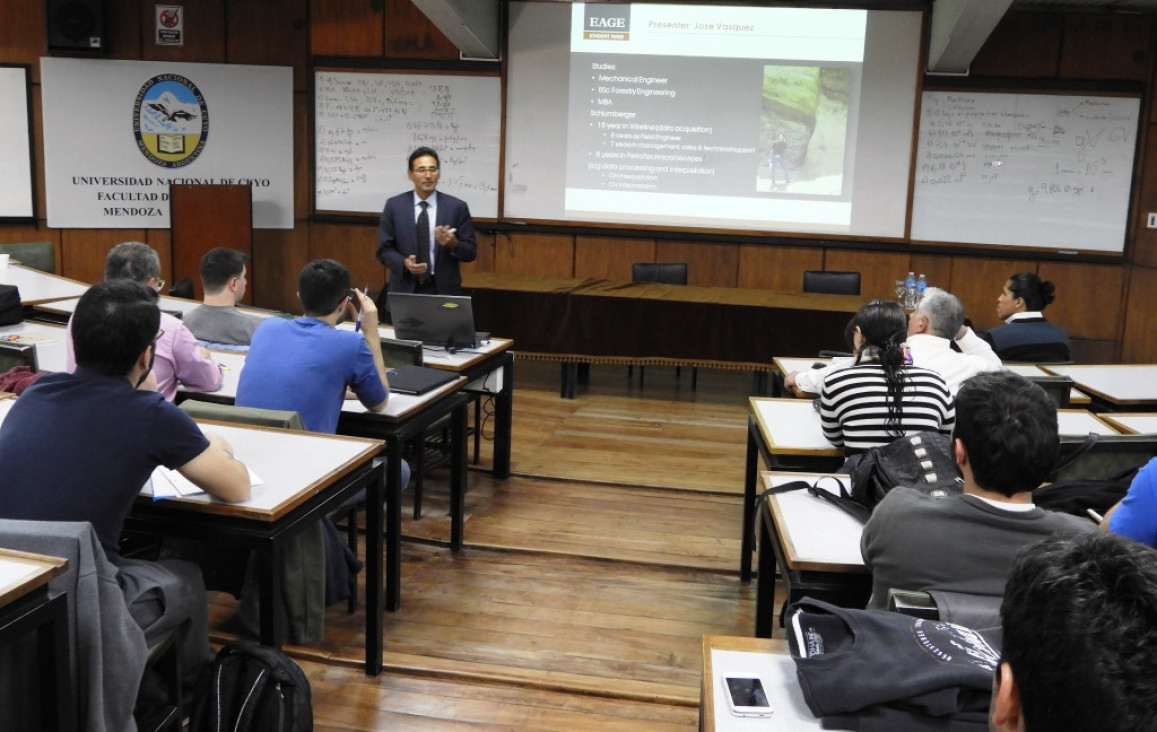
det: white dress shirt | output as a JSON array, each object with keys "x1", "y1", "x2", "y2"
[{"x1": 906, "y1": 327, "x2": 1002, "y2": 394}]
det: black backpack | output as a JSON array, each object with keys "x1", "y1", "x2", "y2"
[
  {"x1": 844, "y1": 431, "x2": 962, "y2": 511},
  {"x1": 190, "y1": 640, "x2": 313, "y2": 732}
]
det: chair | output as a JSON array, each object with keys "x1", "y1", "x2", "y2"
[
  {"x1": 0, "y1": 342, "x2": 38, "y2": 373},
  {"x1": 803, "y1": 270, "x2": 861, "y2": 296},
  {"x1": 1024, "y1": 374, "x2": 1073, "y2": 408},
  {"x1": 168, "y1": 277, "x2": 194, "y2": 300},
  {"x1": 0, "y1": 242, "x2": 55, "y2": 274},
  {"x1": 630, "y1": 262, "x2": 696, "y2": 390},
  {"x1": 174, "y1": 402, "x2": 342, "y2": 632},
  {"x1": 887, "y1": 588, "x2": 1003, "y2": 630}
]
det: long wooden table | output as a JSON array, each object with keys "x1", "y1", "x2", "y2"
[{"x1": 464, "y1": 273, "x2": 861, "y2": 398}]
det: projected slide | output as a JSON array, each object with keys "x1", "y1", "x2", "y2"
[
  {"x1": 505, "y1": 3, "x2": 921, "y2": 238},
  {"x1": 566, "y1": 5, "x2": 862, "y2": 228}
]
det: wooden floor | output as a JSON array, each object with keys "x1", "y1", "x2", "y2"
[{"x1": 208, "y1": 362, "x2": 779, "y2": 730}]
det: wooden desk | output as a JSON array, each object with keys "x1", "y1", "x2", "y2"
[
  {"x1": 187, "y1": 349, "x2": 472, "y2": 553},
  {"x1": 0, "y1": 320, "x2": 68, "y2": 373},
  {"x1": 126, "y1": 420, "x2": 388, "y2": 675},
  {"x1": 34, "y1": 294, "x2": 279, "y2": 323},
  {"x1": 338, "y1": 322, "x2": 516, "y2": 479},
  {"x1": 0, "y1": 549, "x2": 74, "y2": 731},
  {"x1": 1042, "y1": 364, "x2": 1157, "y2": 409},
  {"x1": 700, "y1": 635, "x2": 821, "y2": 731},
  {"x1": 0, "y1": 264, "x2": 89, "y2": 307},
  {"x1": 754, "y1": 472, "x2": 870, "y2": 639},
  {"x1": 741, "y1": 398, "x2": 843, "y2": 581},
  {"x1": 464, "y1": 273, "x2": 861, "y2": 398},
  {"x1": 773, "y1": 357, "x2": 1090, "y2": 405},
  {"x1": 1098, "y1": 413, "x2": 1157, "y2": 434}
]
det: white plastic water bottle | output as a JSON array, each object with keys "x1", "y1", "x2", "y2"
[
  {"x1": 904, "y1": 271, "x2": 916, "y2": 309},
  {"x1": 916, "y1": 273, "x2": 927, "y2": 303}
]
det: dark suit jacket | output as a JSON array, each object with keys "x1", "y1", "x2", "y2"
[{"x1": 376, "y1": 190, "x2": 477, "y2": 296}]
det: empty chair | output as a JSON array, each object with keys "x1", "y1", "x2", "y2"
[
  {"x1": 630, "y1": 262, "x2": 694, "y2": 389},
  {"x1": 803, "y1": 270, "x2": 861, "y2": 296},
  {"x1": 631, "y1": 262, "x2": 687, "y2": 285},
  {"x1": 1024, "y1": 374, "x2": 1074, "y2": 408}
]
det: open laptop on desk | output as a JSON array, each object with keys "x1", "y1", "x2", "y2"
[{"x1": 387, "y1": 292, "x2": 488, "y2": 350}]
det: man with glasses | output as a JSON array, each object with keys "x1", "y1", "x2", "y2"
[
  {"x1": 66, "y1": 241, "x2": 222, "y2": 401},
  {"x1": 0, "y1": 279, "x2": 251, "y2": 708},
  {"x1": 376, "y1": 146, "x2": 477, "y2": 298}
]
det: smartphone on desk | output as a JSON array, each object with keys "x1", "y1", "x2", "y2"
[{"x1": 722, "y1": 675, "x2": 773, "y2": 718}]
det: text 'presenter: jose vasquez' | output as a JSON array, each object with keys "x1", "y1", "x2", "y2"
[{"x1": 376, "y1": 146, "x2": 477, "y2": 298}]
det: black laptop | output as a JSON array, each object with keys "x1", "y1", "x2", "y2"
[
  {"x1": 387, "y1": 365, "x2": 458, "y2": 395},
  {"x1": 388, "y1": 292, "x2": 486, "y2": 349}
]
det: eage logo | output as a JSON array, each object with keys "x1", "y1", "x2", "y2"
[{"x1": 584, "y1": 6, "x2": 630, "y2": 39}]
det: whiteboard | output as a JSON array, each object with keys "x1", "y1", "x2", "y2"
[
  {"x1": 0, "y1": 65, "x2": 34, "y2": 219},
  {"x1": 911, "y1": 91, "x2": 1140, "y2": 253},
  {"x1": 314, "y1": 70, "x2": 500, "y2": 219}
]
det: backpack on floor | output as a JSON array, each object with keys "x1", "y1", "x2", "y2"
[{"x1": 190, "y1": 639, "x2": 313, "y2": 732}]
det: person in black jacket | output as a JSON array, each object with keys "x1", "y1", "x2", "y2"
[{"x1": 981, "y1": 272, "x2": 1070, "y2": 363}]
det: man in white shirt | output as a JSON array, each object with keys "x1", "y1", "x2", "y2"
[{"x1": 906, "y1": 287, "x2": 1001, "y2": 394}]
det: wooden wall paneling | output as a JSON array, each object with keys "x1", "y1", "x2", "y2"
[
  {"x1": 145, "y1": 228, "x2": 173, "y2": 288},
  {"x1": 252, "y1": 226, "x2": 309, "y2": 313},
  {"x1": 309, "y1": 221, "x2": 382, "y2": 296},
  {"x1": 32, "y1": 86, "x2": 46, "y2": 221},
  {"x1": 105, "y1": 0, "x2": 143, "y2": 59},
  {"x1": 1130, "y1": 123, "x2": 1157, "y2": 267},
  {"x1": 141, "y1": 0, "x2": 226, "y2": 62},
  {"x1": 969, "y1": 12, "x2": 1063, "y2": 79},
  {"x1": 61, "y1": 229, "x2": 150, "y2": 284},
  {"x1": 908, "y1": 252, "x2": 954, "y2": 294},
  {"x1": 1037, "y1": 261, "x2": 1123, "y2": 341},
  {"x1": 310, "y1": 0, "x2": 384, "y2": 57},
  {"x1": 227, "y1": 0, "x2": 309, "y2": 92},
  {"x1": 1059, "y1": 14, "x2": 1152, "y2": 82},
  {"x1": 462, "y1": 230, "x2": 496, "y2": 275},
  {"x1": 574, "y1": 235, "x2": 654, "y2": 281},
  {"x1": 494, "y1": 232, "x2": 574, "y2": 277},
  {"x1": 1069, "y1": 339, "x2": 1117, "y2": 364},
  {"x1": 0, "y1": 1, "x2": 47, "y2": 77},
  {"x1": 735, "y1": 244, "x2": 823, "y2": 293},
  {"x1": 656, "y1": 240, "x2": 739, "y2": 288},
  {"x1": 1119, "y1": 265, "x2": 1157, "y2": 362},
  {"x1": 948, "y1": 256, "x2": 1037, "y2": 332},
  {"x1": 294, "y1": 93, "x2": 310, "y2": 221},
  {"x1": 384, "y1": 0, "x2": 460, "y2": 60},
  {"x1": 824, "y1": 248, "x2": 910, "y2": 300}
]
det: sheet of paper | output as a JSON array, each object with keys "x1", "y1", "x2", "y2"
[{"x1": 144, "y1": 465, "x2": 263, "y2": 501}]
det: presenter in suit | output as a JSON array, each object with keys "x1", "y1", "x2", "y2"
[{"x1": 376, "y1": 147, "x2": 477, "y2": 299}]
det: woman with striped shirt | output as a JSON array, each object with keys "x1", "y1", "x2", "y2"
[{"x1": 820, "y1": 299, "x2": 954, "y2": 454}]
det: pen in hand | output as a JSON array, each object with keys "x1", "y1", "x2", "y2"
[{"x1": 354, "y1": 285, "x2": 368, "y2": 332}]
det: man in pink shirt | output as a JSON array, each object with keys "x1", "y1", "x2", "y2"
[{"x1": 67, "y1": 242, "x2": 221, "y2": 401}]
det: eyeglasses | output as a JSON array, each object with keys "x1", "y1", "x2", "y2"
[
  {"x1": 411, "y1": 167, "x2": 439, "y2": 175},
  {"x1": 153, "y1": 329, "x2": 165, "y2": 345},
  {"x1": 152, "y1": 279, "x2": 166, "y2": 293}
]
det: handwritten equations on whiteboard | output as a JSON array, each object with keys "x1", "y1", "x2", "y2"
[
  {"x1": 314, "y1": 71, "x2": 500, "y2": 218},
  {"x1": 911, "y1": 91, "x2": 1139, "y2": 253}
]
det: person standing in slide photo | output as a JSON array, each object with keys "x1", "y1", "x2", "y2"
[{"x1": 376, "y1": 147, "x2": 478, "y2": 303}]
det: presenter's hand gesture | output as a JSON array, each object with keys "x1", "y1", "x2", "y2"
[
  {"x1": 404, "y1": 254, "x2": 428, "y2": 276},
  {"x1": 434, "y1": 225, "x2": 458, "y2": 249}
]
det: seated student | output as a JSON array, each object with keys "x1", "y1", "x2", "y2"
[
  {"x1": 1101, "y1": 456, "x2": 1157, "y2": 547},
  {"x1": 183, "y1": 247, "x2": 264, "y2": 347},
  {"x1": 236, "y1": 259, "x2": 408, "y2": 613},
  {"x1": 819, "y1": 299, "x2": 954, "y2": 454},
  {"x1": 784, "y1": 316, "x2": 856, "y2": 394},
  {"x1": 981, "y1": 272, "x2": 1071, "y2": 363},
  {"x1": 991, "y1": 532, "x2": 1157, "y2": 732},
  {"x1": 906, "y1": 287, "x2": 1002, "y2": 394},
  {"x1": 860, "y1": 371, "x2": 1094, "y2": 609},
  {"x1": 67, "y1": 241, "x2": 223, "y2": 402},
  {"x1": 0, "y1": 280, "x2": 250, "y2": 690}
]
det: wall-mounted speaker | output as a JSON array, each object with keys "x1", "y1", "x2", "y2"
[{"x1": 46, "y1": 0, "x2": 105, "y2": 54}]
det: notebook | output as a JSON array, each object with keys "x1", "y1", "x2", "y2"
[{"x1": 387, "y1": 365, "x2": 458, "y2": 395}]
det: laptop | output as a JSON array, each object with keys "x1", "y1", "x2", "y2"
[
  {"x1": 387, "y1": 365, "x2": 458, "y2": 395},
  {"x1": 388, "y1": 292, "x2": 486, "y2": 349}
]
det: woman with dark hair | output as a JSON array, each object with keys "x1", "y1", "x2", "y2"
[
  {"x1": 820, "y1": 299, "x2": 954, "y2": 454},
  {"x1": 981, "y1": 272, "x2": 1070, "y2": 362}
]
